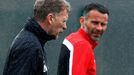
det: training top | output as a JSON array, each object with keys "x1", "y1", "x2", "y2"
[{"x1": 57, "y1": 28, "x2": 98, "y2": 75}]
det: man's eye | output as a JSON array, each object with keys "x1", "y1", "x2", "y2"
[
  {"x1": 63, "y1": 20, "x2": 67, "y2": 23},
  {"x1": 92, "y1": 21, "x2": 99, "y2": 25},
  {"x1": 101, "y1": 23, "x2": 107, "y2": 26}
]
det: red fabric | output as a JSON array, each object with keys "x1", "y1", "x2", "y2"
[{"x1": 66, "y1": 28, "x2": 98, "y2": 75}]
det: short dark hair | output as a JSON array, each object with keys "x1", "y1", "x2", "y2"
[
  {"x1": 34, "y1": 0, "x2": 71, "y2": 20},
  {"x1": 82, "y1": 3, "x2": 109, "y2": 17}
]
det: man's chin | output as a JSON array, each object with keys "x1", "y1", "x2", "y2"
[{"x1": 91, "y1": 36, "x2": 100, "y2": 41}]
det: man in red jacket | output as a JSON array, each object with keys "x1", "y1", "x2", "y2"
[{"x1": 57, "y1": 3, "x2": 109, "y2": 75}]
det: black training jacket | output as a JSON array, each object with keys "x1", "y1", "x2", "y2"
[{"x1": 3, "y1": 18, "x2": 54, "y2": 75}]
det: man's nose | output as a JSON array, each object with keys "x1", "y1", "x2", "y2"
[
  {"x1": 96, "y1": 24, "x2": 103, "y2": 31},
  {"x1": 63, "y1": 23, "x2": 67, "y2": 30}
]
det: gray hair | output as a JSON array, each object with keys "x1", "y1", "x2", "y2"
[{"x1": 34, "y1": 0, "x2": 71, "y2": 20}]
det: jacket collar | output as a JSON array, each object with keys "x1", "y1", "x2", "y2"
[
  {"x1": 24, "y1": 17, "x2": 55, "y2": 45},
  {"x1": 78, "y1": 28, "x2": 98, "y2": 49}
]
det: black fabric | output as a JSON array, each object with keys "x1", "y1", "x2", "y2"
[
  {"x1": 3, "y1": 18, "x2": 54, "y2": 75},
  {"x1": 57, "y1": 44, "x2": 70, "y2": 75}
]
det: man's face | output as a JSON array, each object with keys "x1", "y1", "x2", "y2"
[
  {"x1": 49, "y1": 9, "x2": 69, "y2": 39},
  {"x1": 83, "y1": 10, "x2": 109, "y2": 41}
]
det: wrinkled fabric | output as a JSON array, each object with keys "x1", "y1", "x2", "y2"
[{"x1": 3, "y1": 18, "x2": 54, "y2": 75}]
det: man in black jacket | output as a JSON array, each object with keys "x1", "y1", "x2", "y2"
[{"x1": 3, "y1": 0, "x2": 71, "y2": 75}]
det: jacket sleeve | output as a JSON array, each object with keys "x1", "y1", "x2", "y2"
[
  {"x1": 57, "y1": 44, "x2": 70, "y2": 75},
  {"x1": 3, "y1": 42, "x2": 42, "y2": 75}
]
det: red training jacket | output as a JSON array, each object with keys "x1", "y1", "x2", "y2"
[{"x1": 58, "y1": 28, "x2": 98, "y2": 75}]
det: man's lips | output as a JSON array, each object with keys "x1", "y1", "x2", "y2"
[{"x1": 93, "y1": 33, "x2": 102, "y2": 37}]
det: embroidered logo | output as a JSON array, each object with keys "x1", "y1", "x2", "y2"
[
  {"x1": 43, "y1": 64, "x2": 48, "y2": 72},
  {"x1": 43, "y1": 60, "x2": 48, "y2": 72}
]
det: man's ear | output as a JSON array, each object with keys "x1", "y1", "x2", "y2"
[
  {"x1": 47, "y1": 13, "x2": 54, "y2": 24},
  {"x1": 80, "y1": 16, "x2": 85, "y2": 26}
]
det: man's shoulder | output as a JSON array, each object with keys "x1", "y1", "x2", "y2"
[
  {"x1": 65, "y1": 32, "x2": 88, "y2": 45},
  {"x1": 62, "y1": 33, "x2": 91, "y2": 52},
  {"x1": 9, "y1": 30, "x2": 42, "y2": 57},
  {"x1": 16, "y1": 29, "x2": 39, "y2": 42},
  {"x1": 11, "y1": 29, "x2": 41, "y2": 50}
]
